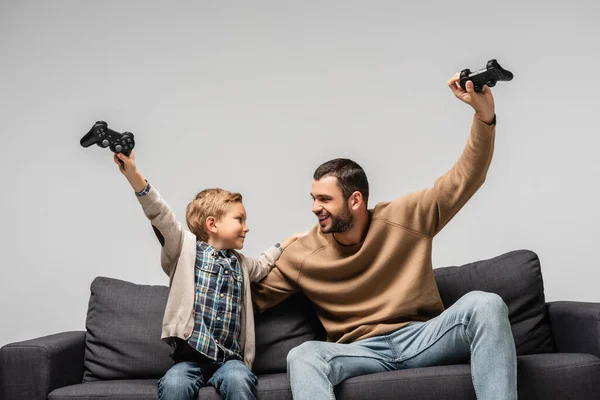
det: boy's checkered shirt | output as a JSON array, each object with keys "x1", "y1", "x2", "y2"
[
  {"x1": 135, "y1": 180, "x2": 283, "y2": 362},
  {"x1": 188, "y1": 241, "x2": 244, "y2": 362}
]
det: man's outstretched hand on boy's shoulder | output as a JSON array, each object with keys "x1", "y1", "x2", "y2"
[{"x1": 113, "y1": 151, "x2": 147, "y2": 193}]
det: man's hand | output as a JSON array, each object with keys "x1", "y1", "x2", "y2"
[{"x1": 447, "y1": 73, "x2": 495, "y2": 124}]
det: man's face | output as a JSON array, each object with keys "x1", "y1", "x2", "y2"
[{"x1": 311, "y1": 176, "x2": 354, "y2": 234}]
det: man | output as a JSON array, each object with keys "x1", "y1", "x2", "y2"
[{"x1": 252, "y1": 73, "x2": 516, "y2": 399}]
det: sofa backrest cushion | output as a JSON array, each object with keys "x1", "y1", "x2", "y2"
[
  {"x1": 83, "y1": 277, "x2": 174, "y2": 382},
  {"x1": 434, "y1": 249, "x2": 555, "y2": 355},
  {"x1": 253, "y1": 293, "x2": 326, "y2": 375}
]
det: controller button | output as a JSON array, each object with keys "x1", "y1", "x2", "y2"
[
  {"x1": 115, "y1": 145, "x2": 123, "y2": 152},
  {"x1": 102, "y1": 139, "x2": 109, "y2": 147}
]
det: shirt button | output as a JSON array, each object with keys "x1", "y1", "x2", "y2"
[
  {"x1": 237, "y1": 275, "x2": 241, "y2": 279},
  {"x1": 217, "y1": 317, "x2": 221, "y2": 321},
  {"x1": 220, "y1": 294, "x2": 224, "y2": 298},
  {"x1": 224, "y1": 270, "x2": 229, "y2": 274}
]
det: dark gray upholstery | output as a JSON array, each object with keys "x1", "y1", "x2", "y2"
[
  {"x1": 83, "y1": 277, "x2": 174, "y2": 382},
  {"x1": 2, "y1": 249, "x2": 599, "y2": 399},
  {"x1": 253, "y1": 293, "x2": 326, "y2": 374},
  {"x1": 434, "y1": 249, "x2": 555, "y2": 355},
  {"x1": 547, "y1": 301, "x2": 600, "y2": 357},
  {"x1": 515, "y1": 353, "x2": 600, "y2": 399},
  {"x1": 0, "y1": 331, "x2": 85, "y2": 400}
]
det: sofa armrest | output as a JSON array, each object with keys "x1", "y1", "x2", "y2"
[
  {"x1": 546, "y1": 301, "x2": 600, "y2": 357},
  {"x1": 0, "y1": 331, "x2": 86, "y2": 400}
]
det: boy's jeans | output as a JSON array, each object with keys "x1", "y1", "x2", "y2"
[
  {"x1": 287, "y1": 290, "x2": 517, "y2": 400},
  {"x1": 157, "y1": 359, "x2": 256, "y2": 400}
]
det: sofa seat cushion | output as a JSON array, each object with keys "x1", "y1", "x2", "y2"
[
  {"x1": 252, "y1": 373, "x2": 293, "y2": 400},
  {"x1": 198, "y1": 373, "x2": 292, "y2": 400},
  {"x1": 48, "y1": 374, "x2": 291, "y2": 400},
  {"x1": 333, "y1": 353, "x2": 600, "y2": 400},
  {"x1": 83, "y1": 277, "x2": 174, "y2": 382},
  {"x1": 49, "y1": 379, "x2": 159, "y2": 400},
  {"x1": 517, "y1": 353, "x2": 600, "y2": 399},
  {"x1": 335, "y1": 364, "x2": 476, "y2": 400},
  {"x1": 434, "y1": 250, "x2": 555, "y2": 355}
]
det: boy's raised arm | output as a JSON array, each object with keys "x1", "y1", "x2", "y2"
[{"x1": 114, "y1": 152, "x2": 184, "y2": 277}]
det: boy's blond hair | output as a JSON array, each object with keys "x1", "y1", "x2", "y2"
[{"x1": 186, "y1": 188, "x2": 243, "y2": 242}]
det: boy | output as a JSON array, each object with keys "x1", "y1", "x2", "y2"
[{"x1": 113, "y1": 151, "x2": 306, "y2": 400}]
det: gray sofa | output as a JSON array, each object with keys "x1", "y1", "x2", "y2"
[{"x1": 1, "y1": 249, "x2": 599, "y2": 399}]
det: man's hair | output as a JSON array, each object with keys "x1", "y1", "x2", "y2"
[
  {"x1": 186, "y1": 188, "x2": 243, "y2": 241},
  {"x1": 313, "y1": 158, "x2": 369, "y2": 205}
]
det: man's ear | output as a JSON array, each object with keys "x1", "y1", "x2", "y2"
[
  {"x1": 206, "y1": 216, "x2": 218, "y2": 233},
  {"x1": 349, "y1": 191, "x2": 363, "y2": 211}
]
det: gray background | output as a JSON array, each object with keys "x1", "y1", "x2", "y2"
[{"x1": 1, "y1": 0, "x2": 598, "y2": 348}]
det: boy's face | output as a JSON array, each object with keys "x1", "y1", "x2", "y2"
[{"x1": 214, "y1": 202, "x2": 249, "y2": 250}]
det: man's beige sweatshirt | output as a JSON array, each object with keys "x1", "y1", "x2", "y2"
[{"x1": 252, "y1": 116, "x2": 496, "y2": 344}]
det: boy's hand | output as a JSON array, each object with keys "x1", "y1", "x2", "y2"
[
  {"x1": 113, "y1": 150, "x2": 147, "y2": 193},
  {"x1": 280, "y1": 231, "x2": 310, "y2": 250},
  {"x1": 447, "y1": 72, "x2": 496, "y2": 124},
  {"x1": 113, "y1": 151, "x2": 137, "y2": 177}
]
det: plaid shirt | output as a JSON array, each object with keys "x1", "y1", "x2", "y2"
[
  {"x1": 136, "y1": 181, "x2": 282, "y2": 362},
  {"x1": 188, "y1": 241, "x2": 244, "y2": 362}
]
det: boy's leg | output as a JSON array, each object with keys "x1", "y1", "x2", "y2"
[
  {"x1": 157, "y1": 361, "x2": 208, "y2": 400},
  {"x1": 286, "y1": 337, "x2": 397, "y2": 400},
  {"x1": 207, "y1": 359, "x2": 258, "y2": 400},
  {"x1": 390, "y1": 290, "x2": 517, "y2": 400}
]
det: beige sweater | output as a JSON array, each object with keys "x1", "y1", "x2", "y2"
[
  {"x1": 253, "y1": 116, "x2": 496, "y2": 344},
  {"x1": 136, "y1": 186, "x2": 282, "y2": 369}
]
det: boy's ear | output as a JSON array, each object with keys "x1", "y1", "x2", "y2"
[{"x1": 206, "y1": 216, "x2": 218, "y2": 233}]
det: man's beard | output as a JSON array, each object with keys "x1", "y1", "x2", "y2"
[{"x1": 322, "y1": 205, "x2": 354, "y2": 234}]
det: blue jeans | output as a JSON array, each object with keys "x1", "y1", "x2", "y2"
[
  {"x1": 157, "y1": 359, "x2": 257, "y2": 400},
  {"x1": 287, "y1": 290, "x2": 517, "y2": 400}
]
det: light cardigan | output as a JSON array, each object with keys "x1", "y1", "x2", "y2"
[{"x1": 136, "y1": 186, "x2": 282, "y2": 369}]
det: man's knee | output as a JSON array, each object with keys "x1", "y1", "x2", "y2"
[
  {"x1": 465, "y1": 291, "x2": 509, "y2": 319},
  {"x1": 287, "y1": 341, "x2": 325, "y2": 367}
]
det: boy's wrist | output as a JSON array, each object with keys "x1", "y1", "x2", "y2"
[{"x1": 127, "y1": 171, "x2": 147, "y2": 193}]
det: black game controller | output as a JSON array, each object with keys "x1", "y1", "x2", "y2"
[
  {"x1": 80, "y1": 121, "x2": 135, "y2": 156},
  {"x1": 460, "y1": 59, "x2": 513, "y2": 92}
]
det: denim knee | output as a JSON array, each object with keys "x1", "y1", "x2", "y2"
[
  {"x1": 287, "y1": 341, "x2": 324, "y2": 368},
  {"x1": 466, "y1": 291, "x2": 509, "y2": 320},
  {"x1": 157, "y1": 363, "x2": 201, "y2": 400},
  {"x1": 223, "y1": 361, "x2": 255, "y2": 384},
  {"x1": 158, "y1": 375, "x2": 194, "y2": 399}
]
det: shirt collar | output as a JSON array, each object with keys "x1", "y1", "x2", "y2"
[{"x1": 198, "y1": 241, "x2": 231, "y2": 258}]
